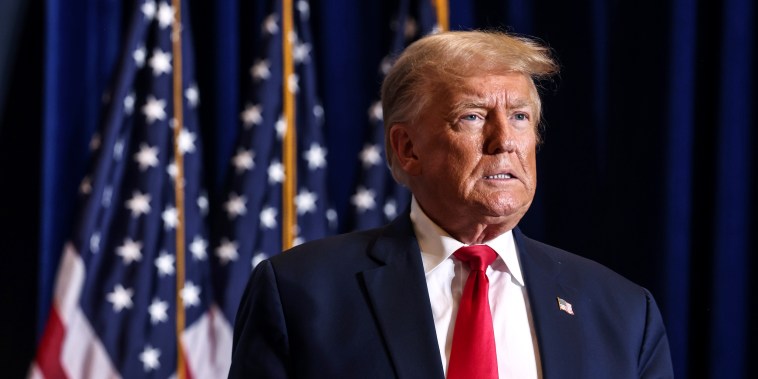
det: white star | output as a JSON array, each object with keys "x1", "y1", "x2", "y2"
[
  {"x1": 148, "y1": 298, "x2": 169, "y2": 324},
  {"x1": 124, "y1": 93, "x2": 136, "y2": 115},
  {"x1": 141, "y1": 0, "x2": 156, "y2": 20},
  {"x1": 297, "y1": 0, "x2": 310, "y2": 19},
  {"x1": 162, "y1": 206, "x2": 178, "y2": 229},
  {"x1": 215, "y1": 238, "x2": 239, "y2": 265},
  {"x1": 126, "y1": 191, "x2": 151, "y2": 217},
  {"x1": 404, "y1": 17, "x2": 418, "y2": 39},
  {"x1": 241, "y1": 103, "x2": 263, "y2": 128},
  {"x1": 313, "y1": 104, "x2": 324, "y2": 120},
  {"x1": 260, "y1": 207, "x2": 278, "y2": 229},
  {"x1": 185, "y1": 84, "x2": 199, "y2": 108},
  {"x1": 359, "y1": 144, "x2": 382, "y2": 168},
  {"x1": 267, "y1": 161, "x2": 284, "y2": 184},
  {"x1": 189, "y1": 235, "x2": 207, "y2": 260},
  {"x1": 89, "y1": 232, "x2": 100, "y2": 253},
  {"x1": 368, "y1": 101, "x2": 383, "y2": 121},
  {"x1": 262, "y1": 14, "x2": 279, "y2": 35},
  {"x1": 275, "y1": 115, "x2": 287, "y2": 139},
  {"x1": 117, "y1": 238, "x2": 143, "y2": 264},
  {"x1": 232, "y1": 149, "x2": 255, "y2": 173},
  {"x1": 106, "y1": 284, "x2": 134, "y2": 312},
  {"x1": 287, "y1": 73, "x2": 299, "y2": 94},
  {"x1": 379, "y1": 56, "x2": 393, "y2": 75},
  {"x1": 134, "y1": 44, "x2": 147, "y2": 67},
  {"x1": 351, "y1": 187, "x2": 376, "y2": 212},
  {"x1": 113, "y1": 139, "x2": 124, "y2": 161},
  {"x1": 149, "y1": 48, "x2": 172, "y2": 76},
  {"x1": 326, "y1": 208, "x2": 338, "y2": 226},
  {"x1": 181, "y1": 281, "x2": 201, "y2": 308},
  {"x1": 384, "y1": 200, "x2": 398, "y2": 220},
  {"x1": 102, "y1": 186, "x2": 113, "y2": 207},
  {"x1": 142, "y1": 96, "x2": 166, "y2": 124},
  {"x1": 80, "y1": 176, "x2": 92, "y2": 195},
  {"x1": 293, "y1": 42, "x2": 311, "y2": 64},
  {"x1": 156, "y1": 2, "x2": 174, "y2": 29},
  {"x1": 197, "y1": 193, "x2": 209, "y2": 215},
  {"x1": 295, "y1": 189, "x2": 317, "y2": 215},
  {"x1": 134, "y1": 143, "x2": 159, "y2": 171},
  {"x1": 224, "y1": 193, "x2": 247, "y2": 219},
  {"x1": 177, "y1": 129, "x2": 196, "y2": 154},
  {"x1": 287, "y1": 30, "x2": 298, "y2": 44},
  {"x1": 167, "y1": 160, "x2": 178, "y2": 178},
  {"x1": 154, "y1": 251, "x2": 175, "y2": 276},
  {"x1": 251, "y1": 252, "x2": 267, "y2": 269},
  {"x1": 291, "y1": 225, "x2": 302, "y2": 247},
  {"x1": 139, "y1": 345, "x2": 161, "y2": 371},
  {"x1": 251, "y1": 60, "x2": 271, "y2": 81},
  {"x1": 89, "y1": 133, "x2": 101, "y2": 151},
  {"x1": 303, "y1": 143, "x2": 327, "y2": 170}
]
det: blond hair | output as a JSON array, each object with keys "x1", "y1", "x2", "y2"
[{"x1": 380, "y1": 30, "x2": 559, "y2": 185}]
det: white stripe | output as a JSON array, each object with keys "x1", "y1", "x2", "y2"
[
  {"x1": 183, "y1": 305, "x2": 233, "y2": 378},
  {"x1": 56, "y1": 244, "x2": 120, "y2": 379},
  {"x1": 27, "y1": 364, "x2": 43, "y2": 379},
  {"x1": 61, "y1": 306, "x2": 120, "y2": 378},
  {"x1": 55, "y1": 243, "x2": 86, "y2": 322}
]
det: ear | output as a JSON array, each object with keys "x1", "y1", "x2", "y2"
[{"x1": 389, "y1": 123, "x2": 421, "y2": 176}]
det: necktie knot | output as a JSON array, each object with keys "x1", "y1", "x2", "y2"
[{"x1": 453, "y1": 244, "x2": 497, "y2": 272}]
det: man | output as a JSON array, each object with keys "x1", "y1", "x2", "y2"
[{"x1": 229, "y1": 31, "x2": 673, "y2": 378}]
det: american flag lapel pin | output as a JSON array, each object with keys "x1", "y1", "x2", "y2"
[{"x1": 556, "y1": 297, "x2": 575, "y2": 315}]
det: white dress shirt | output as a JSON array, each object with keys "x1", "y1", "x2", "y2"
[{"x1": 410, "y1": 198, "x2": 542, "y2": 378}]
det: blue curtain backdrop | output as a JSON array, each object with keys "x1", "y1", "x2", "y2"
[{"x1": 0, "y1": 0, "x2": 756, "y2": 377}]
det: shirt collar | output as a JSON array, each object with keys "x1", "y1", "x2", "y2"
[{"x1": 409, "y1": 197, "x2": 525, "y2": 286}]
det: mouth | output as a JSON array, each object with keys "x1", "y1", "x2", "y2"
[{"x1": 484, "y1": 173, "x2": 515, "y2": 180}]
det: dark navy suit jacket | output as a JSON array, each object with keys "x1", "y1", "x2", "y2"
[{"x1": 229, "y1": 211, "x2": 673, "y2": 378}]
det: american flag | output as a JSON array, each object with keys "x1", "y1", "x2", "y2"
[
  {"x1": 211, "y1": 0, "x2": 333, "y2": 326},
  {"x1": 29, "y1": 1, "x2": 230, "y2": 378},
  {"x1": 349, "y1": 0, "x2": 442, "y2": 230},
  {"x1": 557, "y1": 297, "x2": 575, "y2": 316}
]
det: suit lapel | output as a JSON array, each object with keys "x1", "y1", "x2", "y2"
[
  {"x1": 515, "y1": 229, "x2": 585, "y2": 378},
  {"x1": 359, "y1": 213, "x2": 444, "y2": 379}
]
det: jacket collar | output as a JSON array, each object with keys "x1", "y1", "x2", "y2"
[
  {"x1": 514, "y1": 229, "x2": 585, "y2": 377},
  {"x1": 360, "y1": 211, "x2": 445, "y2": 378}
]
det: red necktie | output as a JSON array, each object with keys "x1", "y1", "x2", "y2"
[{"x1": 447, "y1": 245, "x2": 498, "y2": 379}]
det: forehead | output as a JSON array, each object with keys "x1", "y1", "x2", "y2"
[{"x1": 438, "y1": 73, "x2": 538, "y2": 108}]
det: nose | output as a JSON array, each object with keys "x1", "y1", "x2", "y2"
[{"x1": 484, "y1": 115, "x2": 514, "y2": 155}]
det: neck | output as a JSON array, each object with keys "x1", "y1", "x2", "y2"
[
  {"x1": 413, "y1": 198, "x2": 518, "y2": 244},
  {"x1": 444, "y1": 222, "x2": 514, "y2": 245}
]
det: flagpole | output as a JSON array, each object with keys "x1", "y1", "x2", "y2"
[
  {"x1": 433, "y1": 0, "x2": 449, "y2": 31},
  {"x1": 282, "y1": 0, "x2": 297, "y2": 250},
  {"x1": 170, "y1": 0, "x2": 187, "y2": 378}
]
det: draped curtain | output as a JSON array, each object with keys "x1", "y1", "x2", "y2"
[{"x1": 1, "y1": 0, "x2": 755, "y2": 377}]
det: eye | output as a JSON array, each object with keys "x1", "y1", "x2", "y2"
[
  {"x1": 513, "y1": 112, "x2": 529, "y2": 121},
  {"x1": 454, "y1": 113, "x2": 485, "y2": 132}
]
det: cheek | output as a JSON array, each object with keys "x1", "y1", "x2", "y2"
[
  {"x1": 433, "y1": 137, "x2": 479, "y2": 168},
  {"x1": 519, "y1": 144, "x2": 538, "y2": 185}
]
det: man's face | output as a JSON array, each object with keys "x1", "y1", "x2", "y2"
[{"x1": 402, "y1": 73, "x2": 539, "y2": 237}]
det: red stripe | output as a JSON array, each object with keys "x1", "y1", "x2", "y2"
[{"x1": 34, "y1": 308, "x2": 68, "y2": 379}]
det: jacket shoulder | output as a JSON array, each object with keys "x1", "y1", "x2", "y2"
[{"x1": 518, "y1": 232, "x2": 644, "y2": 295}]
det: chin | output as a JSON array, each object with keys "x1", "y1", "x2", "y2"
[{"x1": 482, "y1": 198, "x2": 531, "y2": 219}]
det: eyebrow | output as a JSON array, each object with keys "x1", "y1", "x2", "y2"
[
  {"x1": 446, "y1": 95, "x2": 535, "y2": 118},
  {"x1": 505, "y1": 97, "x2": 535, "y2": 109}
]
